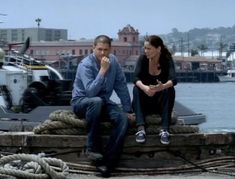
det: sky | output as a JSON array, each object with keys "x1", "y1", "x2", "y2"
[{"x1": 0, "y1": 0, "x2": 235, "y2": 40}]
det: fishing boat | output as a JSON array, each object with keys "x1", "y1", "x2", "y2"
[
  {"x1": 0, "y1": 37, "x2": 72, "y2": 113},
  {"x1": 218, "y1": 69, "x2": 235, "y2": 82}
]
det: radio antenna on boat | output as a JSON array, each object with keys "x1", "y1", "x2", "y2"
[
  {"x1": 19, "y1": 37, "x2": 30, "y2": 55},
  {"x1": 8, "y1": 37, "x2": 30, "y2": 54}
]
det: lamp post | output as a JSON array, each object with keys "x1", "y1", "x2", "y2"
[{"x1": 35, "y1": 18, "x2": 41, "y2": 41}]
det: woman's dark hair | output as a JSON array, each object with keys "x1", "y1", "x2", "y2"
[
  {"x1": 144, "y1": 35, "x2": 172, "y2": 68},
  {"x1": 94, "y1": 35, "x2": 113, "y2": 47}
]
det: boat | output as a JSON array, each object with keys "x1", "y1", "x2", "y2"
[
  {"x1": 218, "y1": 69, "x2": 235, "y2": 82},
  {"x1": 0, "y1": 37, "x2": 72, "y2": 114}
]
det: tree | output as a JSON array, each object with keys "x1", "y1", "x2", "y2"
[
  {"x1": 191, "y1": 49, "x2": 199, "y2": 56},
  {"x1": 217, "y1": 39, "x2": 227, "y2": 59},
  {"x1": 171, "y1": 28, "x2": 179, "y2": 34},
  {"x1": 197, "y1": 44, "x2": 208, "y2": 56}
]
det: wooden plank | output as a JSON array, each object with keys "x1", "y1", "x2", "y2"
[
  {"x1": 0, "y1": 132, "x2": 234, "y2": 148},
  {"x1": 0, "y1": 132, "x2": 234, "y2": 169}
]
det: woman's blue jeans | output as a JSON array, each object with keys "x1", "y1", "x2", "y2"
[
  {"x1": 72, "y1": 97, "x2": 129, "y2": 167},
  {"x1": 132, "y1": 86, "x2": 175, "y2": 131}
]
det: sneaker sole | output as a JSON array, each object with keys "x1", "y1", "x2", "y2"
[
  {"x1": 136, "y1": 139, "x2": 146, "y2": 143},
  {"x1": 160, "y1": 141, "x2": 170, "y2": 145}
]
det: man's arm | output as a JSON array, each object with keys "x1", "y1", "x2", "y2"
[
  {"x1": 114, "y1": 61, "x2": 132, "y2": 113},
  {"x1": 79, "y1": 62, "x2": 105, "y2": 97}
]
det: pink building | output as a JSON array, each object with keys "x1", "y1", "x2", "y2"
[{"x1": 26, "y1": 24, "x2": 141, "y2": 65}]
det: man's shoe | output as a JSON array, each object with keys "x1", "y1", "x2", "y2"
[
  {"x1": 159, "y1": 130, "x2": 170, "y2": 145},
  {"x1": 85, "y1": 150, "x2": 103, "y2": 161},
  {"x1": 135, "y1": 130, "x2": 146, "y2": 143},
  {"x1": 96, "y1": 165, "x2": 111, "y2": 178}
]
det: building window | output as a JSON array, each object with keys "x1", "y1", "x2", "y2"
[
  {"x1": 0, "y1": 30, "x2": 7, "y2": 41},
  {"x1": 85, "y1": 49, "x2": 88, "y2": 55},
  {"x1": 133, "y1": 37, "x2": 135, "y2": 42},
  {"x1": 79, "y1": 49, "x2": 83, "y2": 55},
  {"x1": 11, "y1": 29, "x2": 18, "y2": 41},
  {"x1": 123, "y1": 37, "x2": 127, "y2": 42},
  {"x1": 46, "y1": 30, "x2": 52, "y2": 41},
  {"x1": 54, "y1": 30, "x2": 61, "y2": 40},
  {"x1": 72, "y1": 49, "x2": 75, "y2": 55}
]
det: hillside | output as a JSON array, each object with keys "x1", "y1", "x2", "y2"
[{"x1": 142, "y1": 25, "x2": 235, "y2": 56}]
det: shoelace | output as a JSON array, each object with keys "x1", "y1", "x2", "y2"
[
  {"x1": 159, "y1": 130, "x2": 169, "y2": 136},
  {"x1": 136, "y1": 130, "x2": 146, "y2": 136}
]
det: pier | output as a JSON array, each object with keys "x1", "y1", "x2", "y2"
[
  {"x1": 0, "y1": 109, "x2": 235, "y2": 176},
  {"x1": 0, "y1": 131, "x2": 235, "y2": 176}
]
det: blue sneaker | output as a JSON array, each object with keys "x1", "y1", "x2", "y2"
[
  {"x1": 135, "y1": 130, "x2": 146, "y2": 143},
  {"x1": 159, "y1": 130, "x2": 170, "y2": 145}
]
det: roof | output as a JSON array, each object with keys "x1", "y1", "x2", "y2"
[
  {"x1": 118, "y1": 24, "x2": 139, "y2": 34},
  {"x1": 30, "y1": 40, "x2": 135, "y2": 47},
  {"x1": 173, "y1": 56, "x2": 222, "y2": 63}
]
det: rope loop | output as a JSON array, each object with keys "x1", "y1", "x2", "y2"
[{"x1": 0, "y1": 153, "x2": 69, "y2": 179}]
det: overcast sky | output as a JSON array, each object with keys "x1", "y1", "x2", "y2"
[{"x1": 0, "y1": 0, "x2": 234, "y2": 40}]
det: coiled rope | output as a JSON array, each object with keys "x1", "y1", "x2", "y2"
[
  {"x1": 33, "y1": 110, "x2": 86, "y2": 135},
  {"x1": 0, "y1": 153, "x2": 69, "y2": 179}
]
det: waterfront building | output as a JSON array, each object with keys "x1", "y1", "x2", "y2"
[
  {"x1": 174, "y1": 56, "x2": 224, "y2": 72},
  {"x1": 0, "y1": 28, "x2": 67, "y2": 42},
  {"x1": 24, "y1": 24, "x2": 142, "y2": 65}
]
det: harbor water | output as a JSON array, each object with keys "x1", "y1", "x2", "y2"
[
  {"x1": 112, "y1": 82, "x2": 235, "y2": 133},
  {"x1": 175, "y1": 82, "x2": 235, "y2": 132}
]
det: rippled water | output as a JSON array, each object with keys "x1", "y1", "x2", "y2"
[
  {"x1": 112, "y1": 82, "x2": 235, "y2": 132},
  {"x1": 175, "y1": 82, "x2": 235, "y2": 132}
]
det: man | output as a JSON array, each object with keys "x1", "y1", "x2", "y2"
[{"x1": 71, "y1": 35, "x2": 134, "y2": 177}]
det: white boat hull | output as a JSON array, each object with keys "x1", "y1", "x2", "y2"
[
  {"x1": 218, "y1": 69, "x2": 235, "y2": 82},
  {"x1": 218, "y1": 76, "x2": 235, "y2": 82}
]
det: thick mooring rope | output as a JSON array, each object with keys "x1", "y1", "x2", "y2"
[
  {"x1": 0, "y1": 153, "x2": 69, "y2": 179},
  {"x1": 33, "y1": 110, "x2": 87, "y2": 135},
  {"x1": 33, "y1": 110, "x2": 198, "y2": 135}
]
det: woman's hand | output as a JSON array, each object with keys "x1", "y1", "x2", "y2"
[
  {"x1": 143, "y1": 85, "x2": 156, "y2": 96},
  {"x1": 148, "y1": 80, "x2": 166, "y2": 93}
]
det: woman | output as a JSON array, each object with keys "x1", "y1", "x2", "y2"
[{"x1": 132, "y1": 35, "x2": 177, "y2": 145}]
